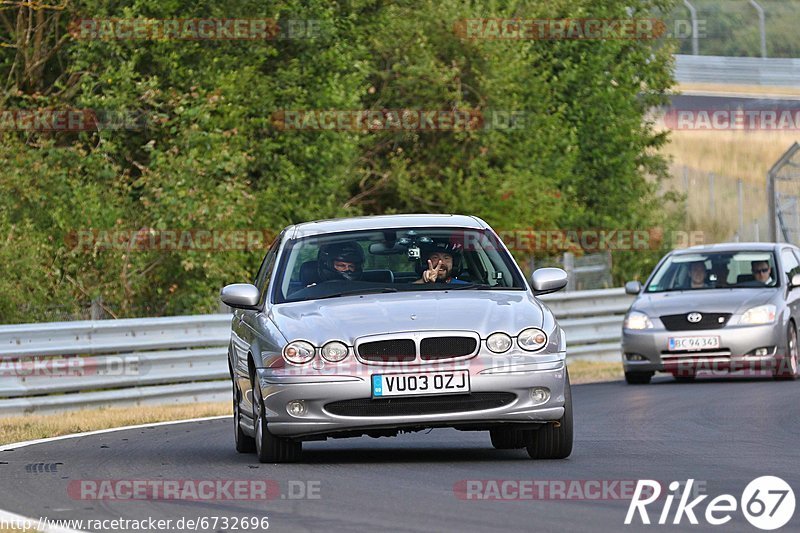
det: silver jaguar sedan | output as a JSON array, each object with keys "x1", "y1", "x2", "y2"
[
  {"x1": 622, "y1": 242, "x2": 800, "y2": 384},
  {"x1": 221, "y1": 214, "x2": 572, "y2": 462}
]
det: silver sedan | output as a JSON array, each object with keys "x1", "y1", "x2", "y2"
[
  {"x1": 221, "y1": 214, "x2": 572, "y2": 462},
  {"x1": 622, "y1": 242, "x2": 800, "y2": 384}
]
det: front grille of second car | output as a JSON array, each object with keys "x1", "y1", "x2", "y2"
[
  {"x1": 324, "y1": 393, "x2": 516, "y2": 417},
  {"x1": 420, "y1": 336, "x2": 478, "y2": 360},
  {"x1": 660, "y1": 313, "x2": 732, "y2": 331},
  {"x1": 357, "y1": 339, "x2": 416, "y2": 362}
]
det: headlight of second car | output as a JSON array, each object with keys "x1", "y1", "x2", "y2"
[
  {"x1": 283, "y1": 340, "x2": 316, "y2": 364},
  {"x1": 739, "y1": 304, "x2": 776, "y2": 325},
  {"x1": 624, "y1": 311, "x2": 653, "y2": 330},
  {"x1": 517, "y1": 328, "x2": 547, "y2": 351}
]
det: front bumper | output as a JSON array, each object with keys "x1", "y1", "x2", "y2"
[
  {"x1": 256, "y1": 353, "x2": 568, "y2": 438},
  {"x1": 622, "y1": 323, "x2": 782, "y2": 374}
]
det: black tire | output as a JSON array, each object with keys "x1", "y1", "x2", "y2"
[
  {"x1": 625, "y1": 371, "x2": 653, "y2": 385},
  {"x1": 489, "y1": 427, "x2": 526, "y2": 449},
  {"x1": 233, "y1": 379, "x2": 256, "y2": 453},
  {"x1": 525, "y1": 371, "x2": 573, "y2": 459},
  {"x1": 774, "y1": 322, "x2": 799, "y2": 380},
  {"x1": 253, "y1": 377, "x2": 302, "y2": 463},
  {"x1": 673, "y1": 374, "x2": 695, "y2": 383}
]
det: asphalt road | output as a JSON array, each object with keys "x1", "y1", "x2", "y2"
[{"x1": 1, "y1": 376, "x2": 798, "y2": 533}]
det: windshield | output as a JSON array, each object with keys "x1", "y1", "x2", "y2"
[
  {"x1": 273, "y1": 228, "x2": 525, "y2": 303},
  {"x1": 645, "y1": 251, "x2": 778, "y2": 293}
]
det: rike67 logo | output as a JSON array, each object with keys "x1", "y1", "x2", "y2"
[{"x1": 626, "y1": 477, "x2": 795, "y2": 530}]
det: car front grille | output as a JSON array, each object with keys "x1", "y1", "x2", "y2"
[
  {"x1": 324, "y1": 393, "x2": 516, "y2": 417},
  {"x1": 355, "y1": 332, "x2": 479, "y2": 364},
  {"x1": 660, "y1": 313, "x2": 732, "y2": 331},
  {"x1": 357, "y1": 339, "x2": 416, "y2": 362},
  {"x1": 420, "y1": 336, "x2": 478, "y2": 360}
]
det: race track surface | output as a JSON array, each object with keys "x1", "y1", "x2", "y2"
[{"x1": 1, "y1": 376, "x2": 798, "y2": 532}]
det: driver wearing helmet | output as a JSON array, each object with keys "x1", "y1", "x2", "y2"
[
  {"x1": 317, "y1": 242, "x2": 365, "y2": 282},
  {"x1": 414, "y1": 241, "x2": 468, "y2": 284}
]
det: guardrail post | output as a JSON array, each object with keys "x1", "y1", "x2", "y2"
[
  {"x1": 90, "y1": 298, "x2": 104, "y2": 320},
  {"x1": 563, "y1": 252, "x2": 575, "y2": 292},
  {"x1": 682, "y1": 0, "x2": 699, "y2": 55},
  {"x1": 748, "y1": 0, "x2": 767, "y2": 58},
  {"x1": 737, "y1": 179, "x2": 744, "y2": 242}
]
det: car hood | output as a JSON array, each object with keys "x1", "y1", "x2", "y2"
[
  {"x1": 269, "y1": 291, "x2": 545, "y2": 345},
  {"x1": 633, "y1": 288, "x2": 779, "y2": 317}
]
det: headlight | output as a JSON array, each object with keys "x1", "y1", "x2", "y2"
[
  {"x1": 624, "y1": 311, "x2": 653, "y2": 330},
  {"x1": 739, "y1": 304, "x2": 776, "y2": 325},
  {"x1": 283, "y1": 340, "x2": 315, "y2": 364},
  {"x1": 486, "y1": 332, "x2": 512, "y2": 353},
  {"x1": 321, "y1": 340, "x2": 349, "y2": 362},
  {"x1": 517, "y1": 328, "x2": 547, "y2": 351}
]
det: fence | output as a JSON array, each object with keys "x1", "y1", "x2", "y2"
[
  {"x1": 768, "y1": 142, "x2": 800, "y2": 244},
  {"x1": 664, "y1": 164, "x2": 771, "y2": 243},
  {"x1": 0, "y1": 288, "x2": 634, "y2": 415}
]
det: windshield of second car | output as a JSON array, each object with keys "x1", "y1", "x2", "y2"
[
  {"x1": 273, "y1": 228, "x2": 525, "y2": 303},
  {"x1": 645, "y1": 251, "x2": 779, "y2": 292}
]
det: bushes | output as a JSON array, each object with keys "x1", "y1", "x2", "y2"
[{"x1": 0, "y1": 0, "x2": 679, "y2": 322}]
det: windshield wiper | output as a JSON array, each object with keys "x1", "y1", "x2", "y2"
[{"x1": 317, "y1": 287, "x2": 399, "y2": 299}]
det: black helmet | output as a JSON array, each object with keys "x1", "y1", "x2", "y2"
[
  {"x1": 318, "y1": 242, "x2": 365, "y2": 281},
  {"x1": 416, "y1": 240, "x2": 464, "y2": 278}
]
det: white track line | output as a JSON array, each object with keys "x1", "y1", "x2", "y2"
[{"x1": 0, "y1": 415, "x2": 228, "y2": 532}]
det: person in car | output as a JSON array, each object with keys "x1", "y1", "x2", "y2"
[
  {"x1": 688, "y1": 260, "x2": 709, "y2": 289},
  {"x1": 415, "y1": 242, "x2": 469, "y2": 284},
  {"x1": 317, "y1": 242, "x2": 365, "y2": 281},
  {"x1": 751, "y1": 260, "x2": 773, "y2": 285}
]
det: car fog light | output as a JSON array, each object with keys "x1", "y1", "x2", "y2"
[
  {"x1": 626, "y1": 353, "x2": 646, "y2": 361},
  {"x1": 287, "y1": 400, "x2": 307, "y2": 416},
  {"x1": 754, "y1": 348, "x2": 768, "y2": 357},
  {"x1": 530, "y1": 387, "x2": 550, "y2": 404}
]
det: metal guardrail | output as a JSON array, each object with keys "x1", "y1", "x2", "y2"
[
  {"x1": 675, "y1": 54, "x2": 800, "y2": 87},
  {"x1": 0, "y1": 289, "x2": 633, "y2": 415}
]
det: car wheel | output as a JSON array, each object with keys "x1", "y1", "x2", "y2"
[
  {"x1": 774, "y1": 322, "x2": 799, "y2": 381},
  {"x1": 252, "y1": 376, "x2": 302, "y2": 463},
  {"x1": 524, "y1": 371, "x2": 573, "y2": 459},
  {"x1": 673, "y1": 374, "x2": 695, "y2": 383},
  {"x1": 489, "y1": 427, "x2": 525, "y2": 449},
  {"x1": 624, "y1": 371, "x2": 653, "y2": 384},
  {"x1": 233, "y1": 379, "x2": 256, "y2": 453}
]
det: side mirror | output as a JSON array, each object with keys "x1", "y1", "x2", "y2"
[
  {"x1": 220, "y1": 283, "x2": 261, "y2": 310},
  {"x1": 791, "y1": 274, "x2": 800, "y2": 289},
  {"x1": 625, "y1": 280, "x2": 643, "y2": 295},
  {"x1": 531, "y1": 268, "x2": 568, "y2": 295}
]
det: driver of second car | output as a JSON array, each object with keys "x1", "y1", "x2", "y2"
[
  {"x1": 317, "y1": 241, "x2": 365, "y2": 281},
  {"x1": 414, "y1": 241, "x2": 468, "y2": 284}
]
